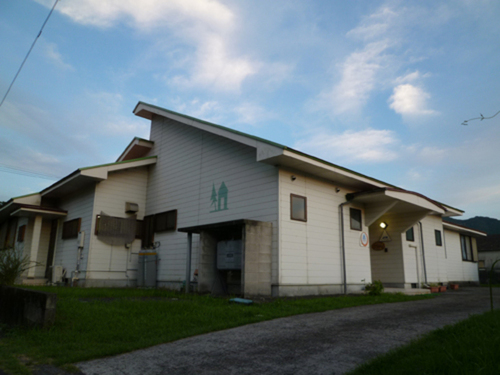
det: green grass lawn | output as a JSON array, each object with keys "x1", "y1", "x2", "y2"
[
  {"x1": 0, "y1": 287, "x2": 432, "y2": 374},
  {"x1": 347, "y1": 309, "x2": 500, "y2": 375}
]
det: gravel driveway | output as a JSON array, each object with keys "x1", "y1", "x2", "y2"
[{"x1": 76, "y1": 288, "x2": 499, "y2": 375}]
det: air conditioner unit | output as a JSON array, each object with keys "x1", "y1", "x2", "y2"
[
  {"x1": 51, "y1": 265, "x2": 64, "y2": 284},
  {"x1": 125, "y1": 202, "x2": 139, "y2": 214}
]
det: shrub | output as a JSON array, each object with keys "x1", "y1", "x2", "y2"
[
  {"x1": 0, "y1": 247, "x2": 33, "y2": 285},
  {"x1": 365, "y1": 280, "x2": 384, "y2": 296}
]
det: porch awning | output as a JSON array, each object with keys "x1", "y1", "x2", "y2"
[
  {"x1": 346, "y1": 188, "x2": 446, "y2": 215},
  {"x1": 443, "y1": 221, "x2": 487, "y2": 237},
  {"x1": 5, "y1": 204, "x2": 67, "y2": 220},
  {"x1": 345, "y1": 188, "x2": 447, "y2": 228}
]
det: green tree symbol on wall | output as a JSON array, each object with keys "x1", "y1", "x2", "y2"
[
  {"x1": 210, "y1": 182, "x2": 229, "y2": 213},
  {"x1": 210, "y1": 184, "x2": 218, "y2": 211}
]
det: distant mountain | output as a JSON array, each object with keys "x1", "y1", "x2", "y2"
[{"x1": 444, "y1": 216, "x2": 500, "y2": 235}]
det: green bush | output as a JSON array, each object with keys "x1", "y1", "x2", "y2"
[
  {"x1": 365, "y1": 280, "x2": 384, "y2": 296},
  {"x1": 0, "y1": 247, "x2": 33, "y2": 285}
]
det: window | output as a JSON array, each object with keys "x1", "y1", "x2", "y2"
[
  {"x1": 461, "y1": 234, "x2": 475, "y2": 261},
  {"x1": 406, "y1": 227, "x2": 414, "y2": 242},
  {"x1": 154, "y1": 210, "x2": 177, "y2": 232},
  {"x1": 290, "y1": 194, "x2": 307, "y2": 222},
  {"x1": 350, "y1": 208, "x2": 362, "y2": 231},
  {"x1": 17, "y1": 225, "x2": 26, "y2": 242},
  {"x1": 62, "y1": 218, "x2": 81, "y2": 239},
  {"x1": 94, "y1": 214, "x2": 137, "y2": 245},
  {"x1": 141, "y1": 210, "x2": 178, "y2": 249},
  {"x1": 435, "y1": 230, "x2": 442, "y2": 246}
]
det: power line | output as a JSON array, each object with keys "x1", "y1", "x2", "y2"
[
  {"x1": 461, "y1": 110, "x2": 500, "y2": 126},
  {"x1": 0, "y1": 0, "x2": 60, "y2": 109},
  {"x1": 0, "y1": 164, "x2": 61, "y2": 181}
]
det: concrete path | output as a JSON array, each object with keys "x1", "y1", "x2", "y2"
[{"x1": 77, "y1": 288, "x2": 499, "y2": 375}]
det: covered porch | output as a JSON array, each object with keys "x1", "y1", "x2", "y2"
[
  {"x1": 0, "y1": 197, "x2": 67, "y2": 284},
  {"x1": 347, "y1": 188, "x2": 453, "y2": 289},
  {"x1": 179, "y1": 219, "x2": 273, "y2": 298}
]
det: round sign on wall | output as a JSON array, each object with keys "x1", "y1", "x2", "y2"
[
  {"x1": 360, "y1": 232, "x2": 369, "y2": 247},
  {"x1": 372, "y1": 241, "x2": 386, "y2": 251}
]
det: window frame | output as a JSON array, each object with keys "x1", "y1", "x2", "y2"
[
  {"x1": 350, "y1": 208, "x2": 362, "y2": 231},
  {"x1": 154, "y1": 210, "x2": 177, "y2": 233},
  {"x1": 61, "y1": 218, "x2": 81, "y2": 240},
  {"x1": 290, "y1": 194, "x2": 307, "y2": 222},
  {"x1": 406, "y1": 227, "x2": 415, "y2": 242},
  {"x1": 435, "y1": 230, "x2": 442, "y2": 247},
  {"x1": 17, "y1": 225, "x2": 26, "y2": 243},
  {"x1": 460, "y1": 234, "x2": 475, "y2": 262}
]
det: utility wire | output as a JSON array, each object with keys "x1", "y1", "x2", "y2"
[
  {"x1": 462, "y1": 110, "x2": 500, "y2": 126},
  {"x1": 0, "y1": 164, "x2": 61, "y2": 181},
  {"x1": 0, "y1": 0, "x2": 60, "y2": 109}
]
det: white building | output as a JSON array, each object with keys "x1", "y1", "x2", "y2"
[{"x1": 0, "y1": 102, "x2": 486, "y2": 296}]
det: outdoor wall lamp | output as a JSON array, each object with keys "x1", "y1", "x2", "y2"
[{"x1": 379, "y1": 222, "x2": 388, "y2": 229}]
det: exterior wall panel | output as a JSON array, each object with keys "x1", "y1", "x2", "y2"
[
  {"x1": 145, "y1": 116, "x2": 279, "y2": 287},
  {"x1": 52, "y1": 185, "x2": 95, "y2": 278},
  {"x1": 278, "y1": 169, "x2": 371, "y2": 292},
  {"x1": 85, "y1": 167, "x2": 149, "y2": 284}
]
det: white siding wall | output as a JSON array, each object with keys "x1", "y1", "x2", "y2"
[
  {"x1": 14, "y1": 217, "x2": 30, "y2": 277},
  {"x1": 86, "y1": 168, "x2": 149, "y2": 282},
  {"x1": 420, "y1": 215, "x2": 447, "y2": 283},
  {"x1": 52, "y1": 186, "x2": 95, "y2": 277},
  {"x1": 146, "y1": 116, "x2": 279, "y2": 286},
  {"x1": 33, "y1": 219, "x2": 52, "y2": 278},
  {"x1": 445, "y1": 230, "x2": 479, "y2": 282},
  {"x1": 278, "y1": 170, "x2": 371, "y2": 288}
]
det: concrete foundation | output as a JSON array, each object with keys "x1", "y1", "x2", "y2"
[
  {"x1": 186, "y1": 219, "x2": 273, "y2": 297},
  {"x1": 272, "y1": 283, "x2": 365, "y2": 297},
  {"x1": 0, "y1": 285, "x2": 56, "y2": 328}
]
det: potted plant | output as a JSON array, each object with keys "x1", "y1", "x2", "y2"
[
  {"x1": 439, "y1": 284, "x2": 447, "y2": 292},
  {"x1": 449, "y1": 283, "x2": 459, "y2": 290},
  {"x1": 428, "y1": 283, "x2": 439, "y2": 293}
]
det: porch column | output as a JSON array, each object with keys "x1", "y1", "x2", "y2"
[{"x1": 27, "y1": 215, "x2": 43, "y2": 278}]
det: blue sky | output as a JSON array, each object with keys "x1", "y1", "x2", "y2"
[{"x1": 1, "y1": 0, "x2": 499, "y2": 219}]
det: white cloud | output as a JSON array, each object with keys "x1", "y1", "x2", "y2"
[
  {"x1": 295, "y1": 128, "x2": 399, "y2": 164},
  {"x1": 36, "y1": 0, "x2": 233, "y2": 31},
  {"x1": 406, "y1": 168, "x2": 423, "y2": 182},
  {"x1": 79, "y1": 91, "x2": 149, "y2": 138},
  {"x1": 172, "y1": 98, "x2": 224, "y2": 124},
  {"x1": 318, "y1": 41, "x2": 391, "y2": 114},
  {"x1": 394, "y1": 70, "x2": 430, "y2": 84},
  {"x1": 389, "y1": 84, "x2": 436, "y2": 116},
  {"x1": 171, "y1": 34, "x2": 257, "y2": 91},
  {"x1": 37, "y1": 0, "x2": 257, "y2": 91},
  {"x1": 43, "y1": 41, "x2": 74, "y2": 70},
  {"x1": 232, "y1": 102, "x2": 272, "y2": 125},
  {"x1": 346, "y1": 7, "x2": 397, "y2": 41}
]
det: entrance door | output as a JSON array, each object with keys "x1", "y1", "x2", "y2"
[{"x1": 45, "y1": 220, "x2": 58, "y2": 278}]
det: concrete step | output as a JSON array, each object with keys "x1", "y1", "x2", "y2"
[{"x1": 21, "y1": 278, "x2": 48, "y2": 286}]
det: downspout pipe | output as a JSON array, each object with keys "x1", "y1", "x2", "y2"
[
  {"x1": 418, "y1": 221, "x2": 428, "y2": 284},
  {"x1": 185, "y1": 232, "x2": 193, "y2": 294},
  {"x1": 339, "y1": 201, "x2": 350, "y2": 295}
]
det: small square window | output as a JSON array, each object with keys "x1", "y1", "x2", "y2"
[
  {"x1": 406, "y1": 227, "x2": 414, "y2": 242},
  {"x1": 290, "y1": 194, "x2": 307, "y2": 222},
  {"x1": 62, "y1": 218, "x2": 81, "y2": 239},
  {"x1": 154, "y1": 210, "x2": 177, "y2": 232},
  {"x1": 350, "y1": 208, "x2": 362, "y2": 231},
  {"x1": 435, "y1": 230, "x2": 442, "y2": 246}
]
